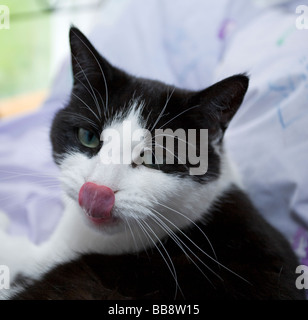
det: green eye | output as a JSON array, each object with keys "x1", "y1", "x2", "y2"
[{"x1": 78, "y1": 128, "x2": 100, "y2": 148}]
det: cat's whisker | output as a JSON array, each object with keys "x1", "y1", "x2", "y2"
[
  {"x1": 70, "y1": 29, "x2": 109, "y2": 118},
  {"x1": 148, "y1": 212, "x2": 217, "y2": 288},
  {"x1": 0, "y1": 192, "x2": 61, "y2": 212},
  {"x1": 132, "y1": 218, "x2": 151, "y2": 256},
  {"x1": 144, "y1": 108, "x2": 153, "y2": 129},
  {"x1": 152, "y1": 142, "x2": 189, "y2": 171},
  {"x1": 158, "y1": 104, "x2": 201, "y2": 130},
  {"x1": 149, "y1": 207, "x2": 222, "y2": 282},
  {"x1": 0, "y1": 184, "x2": 61, "y2": 198},
  {"x1": 71, "y1": 92, "x2": 101, "y2": 123},
  {"x1": 0, "y1": 169, "x2": 59, "y2": 179},
  {"x1": 0, "y1": 175, "x2": 59, "y2": 183},
  {"x1": 150, "y1": 200, "x2": 251, "y2": 285},
  {"x1": 73, "y1": 80, "x2": 102, "y2": 121},
  {"x1": 33, "y1": 183, "x2": 61, "y2": 190},
  {"x1": 94, "y1": 88, "x2": 106, "y2": 119},
  {"x1": 151, "y1": 133, "x2": 197, "y2": 151},
  {"x1": 124, "y1": 216, "x2": 139, "y2": 253},
  {"x1": 150, "y1": 87, "x2": 175, "y2": 133},
  {"x1": 136, "y1": 219, "x2": 182, "y2": 299},
  {"x1": 72, "y1": 53, "x2": 102, "y2": 120},
  {"x1": 61, "y1": 111, "x2": 100, "y2": 131},
  {"x1": 151, "y1": 200, "x2": 217, "y2": 259}
]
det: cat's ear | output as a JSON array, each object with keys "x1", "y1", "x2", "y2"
[
  {"x1": 69, "y1": 26, "x2": 114, "y2": 83},
  {"x1": 190, "y1": 74, "x2": 249, "y2": 132}
]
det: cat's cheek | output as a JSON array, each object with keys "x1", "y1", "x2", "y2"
[{"x1": 59, "y1": 152, "x2": 99, "y2": 198}]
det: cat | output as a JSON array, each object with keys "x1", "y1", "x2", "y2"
[{"x1": 0, "y1": 27, "x2": 304, "y2": 300}]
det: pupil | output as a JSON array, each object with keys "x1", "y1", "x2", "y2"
[{"x1": 87, "y1": 132, "x2": 94, "y2": 142}]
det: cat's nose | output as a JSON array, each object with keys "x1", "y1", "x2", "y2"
[{"x1": 78, "y1": 182, "x2": 115, "y2": 224}]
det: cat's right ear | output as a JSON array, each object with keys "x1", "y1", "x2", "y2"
[
  {"x1": 69, "y1": 26, "x2": 114, "y2": 84},
  {"x1": 188, "y1": 74, "x2": 249, "y2": 134}
]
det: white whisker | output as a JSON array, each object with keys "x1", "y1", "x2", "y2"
[
  {"x1": 150, "y1": 87, "x2": 175, "y2": 132},
  {"x1": 62, "y1": 111, "x2": 100, "y2": 130},
  {"x1": 136, "y1": 219, "x2": 183, "y2": 299},
  {"x1": 71, "y1": 30, "x2": 109, "y2": 117},
  {"x1": 0, "y1": 170, "x2": 58, "y2": 179},
  {"x1": 72, "y1": 53, "x2": 102, "y2": 120},
  {"x1": 149, "y1": 212, "x2": 217, "y2": 287},
  {"x1": 152, "y1": 200, "x2": 217, "y2": 259},
  {"x1": 93, "y1": 88, "x2": 106, "y2": 118},
  {"x1": 152, "y1": 142, "x2": 189, "y2": 170},
  {"x1": 152, "y1": 133, "x2": 196, "y2": 150},
  {"x1": 150, "y1": 207, "x2": 221, "y2": 279},
  {"x1": 71, "y1": 92, "x2": 101, "y2": 123},
  {"x1": 0, "y1": 192, "x2": 61, "y2": 211},
  {"x1": 158, "y1": 104, "x2": 201, "y2": 130},
  {"x1": 150, "y1": 200, "x2": 251, "y2": 285},
  {"x1": 124, "y1": 216, "x2": 138, "y2": 253}
]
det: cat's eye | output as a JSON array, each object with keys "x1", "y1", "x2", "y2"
[{"x1": 78, "y1": 128, "x2": 100, "y2": 149}]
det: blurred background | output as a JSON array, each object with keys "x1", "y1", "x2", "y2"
[{"x1": 0, "y1": 0, "x2": 128, "y2": 117}]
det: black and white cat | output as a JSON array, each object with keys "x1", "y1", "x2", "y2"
[{"x1": 0, "y1": 27, "x2": 304, "y2": 300}]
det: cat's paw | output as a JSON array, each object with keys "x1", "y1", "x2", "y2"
[{"x1": 0, "y1": 210, "x2": 10, "y2": 231}]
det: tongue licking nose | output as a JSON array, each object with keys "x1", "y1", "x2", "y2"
[{"x1": 78, "y1": 182, "x2": 115, "y2": 224}]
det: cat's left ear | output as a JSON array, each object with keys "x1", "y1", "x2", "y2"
[
  {"x1": 189, "y1": 74, "x2": 249, "y2": 132},
  {"x1": 69, "y1": 26, "x2": 115, "y2": 83}
]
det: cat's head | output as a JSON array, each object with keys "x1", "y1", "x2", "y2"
[{"x1": 50, "y1": 27, "x2": 248, "y2": 251}]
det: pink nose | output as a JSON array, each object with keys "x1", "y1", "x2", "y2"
[{"x1": 78, "y1": 182, "x2": 115, "y2": 223}]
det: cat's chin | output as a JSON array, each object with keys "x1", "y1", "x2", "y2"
[
  {"x1": 86, "y1": 214, "x2": 119, "y2": 226},
  {"x1": 82, "y1": 209, "x2": 125, "y2": 234}
]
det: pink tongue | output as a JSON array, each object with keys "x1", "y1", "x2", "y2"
[{"x1": 78, "y1": 182, "x2": 115, "y2": 222}]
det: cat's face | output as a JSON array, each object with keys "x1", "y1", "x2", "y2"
[{"x1": 50, "y1": 28, "x2": 248, "y2": 250}]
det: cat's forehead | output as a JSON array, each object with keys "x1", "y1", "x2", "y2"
[{"x1": 102, "y1": 100, "x2": 144, "y2": 136}]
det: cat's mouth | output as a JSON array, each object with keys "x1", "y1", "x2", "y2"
[{"x1": 78, "y1": 182, "x2": 118, "y2": 226}]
